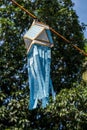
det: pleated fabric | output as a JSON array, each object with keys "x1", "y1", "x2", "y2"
[{"x1": 27, "y1": 44, "x2": 55, "y2": 110}]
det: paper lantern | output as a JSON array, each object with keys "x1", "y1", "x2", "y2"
[{"x1": 23, "y1": 20, "x2": 55, "y2": 110}]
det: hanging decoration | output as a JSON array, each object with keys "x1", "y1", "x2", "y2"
[
  {"x1": 23, "y1": 20, "x2": 55, "y2": 109},
  {"x1": 11, "y1": 0, "x2": 87, "y2": 110}
]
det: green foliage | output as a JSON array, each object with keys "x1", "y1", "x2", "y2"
[
  {"x1": 0, "y1": 0, "x2": 87, "y2": 129},
  {"x1": 0, "y1": 85, "x2": 86, "y2": 129},
  {"x1": 46, "y1": 84, "x2": 87, "y2": 130}
]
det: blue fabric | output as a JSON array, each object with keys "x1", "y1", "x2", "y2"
[
  {"x1": 46, "y1": 30, "x2": 53, "y2": 44},
  {"x1": 27, "y1": 44, "x2": 55, "y2": 110}
]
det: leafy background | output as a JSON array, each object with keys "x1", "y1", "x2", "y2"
[{"x1": 0, "y1": 0, "x2": 87, "y2": 129}]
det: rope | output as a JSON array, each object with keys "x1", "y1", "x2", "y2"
[{"x1": 11, "y1": 0, "x2": 87, "y2": 57}]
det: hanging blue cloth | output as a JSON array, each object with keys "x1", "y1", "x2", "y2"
[
  {"x1": 27, "y1": 44, "x2": 55, "y2": 110},
  {"x1": 23, "y1": 20, "x2": 56, "y2": 110}
]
